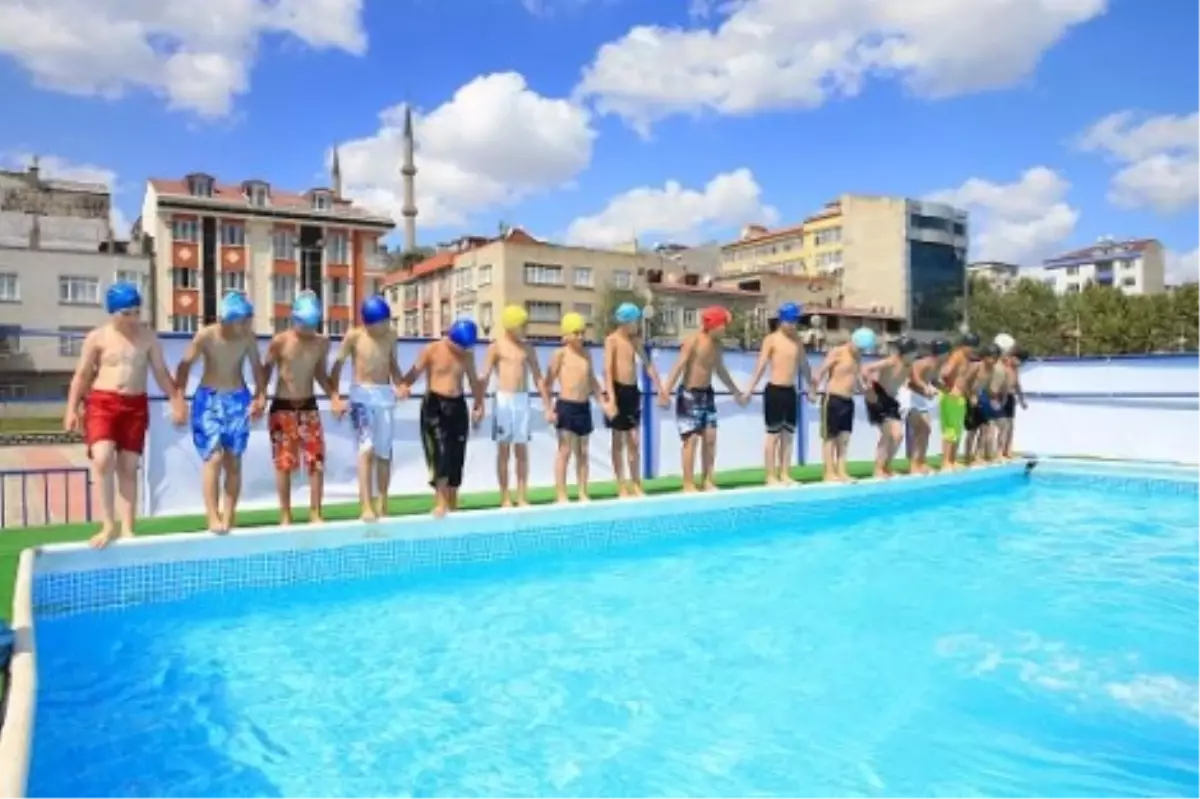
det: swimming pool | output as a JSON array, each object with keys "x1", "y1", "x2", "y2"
[{"x1": 6, "y1": 461, "x2": 1198, "y2": 797}]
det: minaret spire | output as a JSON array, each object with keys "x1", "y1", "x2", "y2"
[
  {"x1": 331, "y1": 144, "x2": 343, "y2": 198},
  {"x1": 401, "y1": 104, "x2": 418, "y2": 252}
]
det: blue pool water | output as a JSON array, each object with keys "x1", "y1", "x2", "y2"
[{"x1": 29, "y1": 472, "x2": 1200, "y2": 797}]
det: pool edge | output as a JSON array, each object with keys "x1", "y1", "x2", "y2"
[{"x1": 0, "y1": 549, "x2": 36, "y2": 799}]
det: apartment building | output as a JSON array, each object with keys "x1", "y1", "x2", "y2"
[
  {"x1": 1033, "y1": 238, "x2": 1166, "y2": 296},
  {"x1": 967, "y1": 261, "x2": 1024, "y2": 292},
  {"x1": 0, "y1": 162, "x2": 152, "y2": 400},
  {"x1": 384, "y1": 228, "x2": 664, "y2": 341},
  {"x1": 138, "y1": 171, "x2": 393, "y2": 337},
  {"x1": 719, "y1": 195, "x2": 970, "y2": 333}
]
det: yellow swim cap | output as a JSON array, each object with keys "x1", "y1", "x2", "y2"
[
  {"x1": 501, "y1": 304, "x2": 528, "y2": 330},
  {"x1": 561, "y1": 312, "x2": 586, "y2": 335}
]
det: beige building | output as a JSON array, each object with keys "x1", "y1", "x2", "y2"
[
  {"x1": 0, "y1": 161, "x2": 152, "y2": 402},
  {"x1": 967, "y1": 260, "x2": 1024, "y2": 292},
  {"x1": 137, "y1": 167, "x2": 393, "y2": 337},
  {"x1": 719, "y1": 194, "x2": 970, "y2": 333}
]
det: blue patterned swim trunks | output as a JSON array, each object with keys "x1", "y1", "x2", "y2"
[{"x1": 191, "y1": 386, "x2": 252, "y2": 461}]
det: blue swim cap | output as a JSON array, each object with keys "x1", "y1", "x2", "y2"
[
  {"x1": 105, "y1": 281, "x2": 141, "y2": 315},
  {"x1": 851, "y1": 327, "x2": 877, "y2": 353},
  {"x1": 778, "y1": 302, "x2": 802, "y2": 324},
  {"x1": 219, "y1": 291, "x2": 253, "y2": 323},
  {"x1": 361, "y1": 295, "x2": 391, "y2": 326},
  {"x1": 448, "y1": 319, "x2": 478, "y2": 349},
  {"x1": 614, "y1": 302, "x2": 641, "y2": 325},
  {"x1": 291, "y1": 291, "x2": 322, "y2": 328}
]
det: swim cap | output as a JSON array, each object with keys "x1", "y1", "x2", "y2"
[
  {"x1": 982, "y1": 343, "x2": 1001, "y2": 359},
  {"x1": 960, "y1": 332, "x2": 980, "y2": 348},
  {"x1": 361, "y1": 295, "x2": 391, "y2": 326},
  {"x1": 777, "y1": 302, "x2": 802, "y2": 324},
  {"x1": 292, "y1": 291, "x2": 322, "y2": 328},
  {"x1": 448, "y1": 318, "x2": 478, "y2": 349},
  {"x1": 501, "y1": 305, "x2": 528, "y2": 330},
  {"x1": 994, "y1": 333, "x2": 1015, "y2": 353},
  {"x1": 614, "y1": 302, "x2": 641, "y2": 325},
  {"x1": 219, "y1": 291, "x2": 253, "y2": 324},
  {"x1": 700, "y1": 306, "x2": 731, "y2": 333},
  {"x1": 105, "y1": 281, "x2": 142, "y2": 315},
  {"x1": 892, "y1": 335, "x2": 918, "y2": 355},
  {"x1": 850, "y1": 327, "x2": 877, "y2": 352},
  {"x1": 561, "y1": 312, "x2": 586, "y2": 335},
  {"x1": 930, "y1": 338, "x2": 951, "y2": 356}
]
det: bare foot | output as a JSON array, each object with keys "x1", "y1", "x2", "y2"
[
  {"x1": 432, "y1": 504, "x2": 447, "y2": 518},
  {"x1": 822, "y1": 473, "x2": 839, "y2": 483},
  {"x1": 89, "y1": 524, "x2": 118, "y2": 549},
  {"x1": 631, "y1": 484, "x2": 646, "y2": 497},
  {"x1": 556, "y1": 494, "x2": 569, "y2": 504},
  {"x1": 765, "y1": 476, "x2": 779, "y2": 487},
  {"x1": 500, "y1": 494, "x2": 513, "y2": 508},
  {"x1": 309, "y1": 512, "x2": 325, "y2": 524},
  {"x1": 578, "y1": 493, "x2": 591, "y2": 503},
  {"x1": 681, "y1": 483, "x2": 699, "y2": 493},
  {"x1": 280, "y1": 513, "x2": 294, "y2": 526},
  {"x1": 516, "y1": 496, "x2": 531, "y2": 507},
  {"x1": 617, "y1": 484, "x2": 631, "y2": 498},
  {"x1": 361, "y1": 509, "x2": 378, "y2": 523},
  {"x1": 781, "y1": 475, "x2": 796, "y2": 486},
  {"x1": 873, "y1": 470, "x2": 890, "y2": 479},
  {"x1": 118, "y1": 526, "x2": 135, "y2": 540},
  {"x1": 701, "y1": 481, "x2": 718, "y2": 492},
  {"x1": 207, "y1": 514, "x2": 222, "y2": 533}
]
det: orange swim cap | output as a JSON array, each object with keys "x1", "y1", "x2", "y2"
[{"x1": 701, "y1": 306, "x2": 731, "y2": 333}]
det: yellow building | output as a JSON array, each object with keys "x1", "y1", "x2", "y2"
[
  {"x1": 137, "y1": 171, "x2": 393, "y2": 337},
  {"x1": 719, "y1": 223, "x2": 807, "y2": 276}
]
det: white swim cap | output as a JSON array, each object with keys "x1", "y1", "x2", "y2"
[{"x1": 994, "y1": 333, "x2": 1016, "y2": 354}]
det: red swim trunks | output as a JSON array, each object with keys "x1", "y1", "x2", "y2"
[
  {"x1": 84, "y1": 390, "x2": 149, "y2": 456},
  {"x1": 268, "y1": 397, "x2": 325, "y2": 473}
]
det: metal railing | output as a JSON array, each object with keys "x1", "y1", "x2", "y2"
[{"x1": 0, "y1": 468, "x2": 92, "y2": 529}]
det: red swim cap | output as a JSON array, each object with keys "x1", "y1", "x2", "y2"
[{"x1": 701, "y1": 306, "x2": 731, "y2": 332}]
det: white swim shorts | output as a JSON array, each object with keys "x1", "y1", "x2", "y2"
[
  {"x1": 492, "y1": 390, "x2": 532, "y2": 444},
  {"x1": 907, "y1": 389, "x2": 940, "y2": 416},
  {"x1": 349, "y1": 383, "x2": 397, "y2": 460}
]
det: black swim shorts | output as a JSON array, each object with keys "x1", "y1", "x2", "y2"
[{"x1": 763, "y1": 383, "x2": 798, "y2": 434}]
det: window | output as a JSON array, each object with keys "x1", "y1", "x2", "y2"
[
  {"x1": 683, "y1": 308, "x2": 698, "y2": 328},
  {"x1": 325, "y1": 232, "x2": 349, "y2": 264},
  {"x1": 247, "y1": 183, "x2": 269, "y2": 207},
  {"x1": 272, "y1": 230, "x2": 295, "y2": 260},
  {"x1": 573, "y1": 302, "x2": 593, "y2": 321},
  {"x1": 526, "y1": 301, "x2": 561, "y2": 323},
  {"x1": 172, "y1": 218, "x2": 198, "y2": 242},
  {"x1": 421, "y1": 307, "x2": 433, "y2": 335},
  {"x1": 455, "y1": 267, "x2": 474, "y2": 292},
  {"x1": 58, "y1": 276, "x2": 100, "y2": 306},
  {"x1": 813, "y1": 227, "x2": 842, "y2": 246},
  {"x1": 58, "y1": 326, "x2": 89, "y2": 357},
  {"x1": 524, "y1": 262, "x2": 564, "y2": 285},
  {"x1": 0, "y1": 326, "x2": 19, "y2": 355},
  {"x1": 221, "y1": 271, "x2": 246, "y2": 293},
  {"x1": 612, "y1": 270, "x2": 632, "y2": 289},
  {"x1": 312, "y1": 192, "x2": 332, "y2": 211},
  {"x1": 327, "y1": 319, "x2": 348, "y2": 336},
  {"x1": 329, "y1": 277, "x2": 348, "y2": 306},
  {"x1": 368, "y1": 277, "x2": 384, "y2": 296},
  {"x1": 0, "y1": 272, "x2": 19, "y2": 301},
  {"x1": 1066, "y1": 284, "x2": 1081, "y2": 294},
  {"x1": 171, "y1": 315, "x2": 200, "y2": 333},
  {"x1": 404, "y1": 285, "x2": 419, "y2": 303},
  {"x1": 186, "y1": 175, "x2": 213, "y2": 197},
  {"x1": 1065, "y1": 266, "x2": 1079, "y2": 276},
  {"x1": 573, "y1": 267, "x2": 594, "y2": 288},
  {"x1": 272, "y1": 274, "x2": 297, "y2": 304},
  {"x1": 220, "y1": 223, "x2": 245, "y2": 246},
  {"x1": 403, "y1": 311, "x2": 419, "y2": 337},
  {"x1": 115, "y1": 269, "x2": 147, "y2": 296},
  {"x1": 477, "y1": 265, "x2": 493, "y2": 287},
  {"x1": 660, "y1": 307, "x2": 678, "y2": 328},
  {"x1": 1122, "y1": 277, "x2": 1137, "y2": 287},
  {"x1": 457, "y1": 302, "x2": 475, "y2": 320},
  {"x1": 437, "y1": 275, "x2": 451, "y2": 295},
  {"x1": 0, "y1": 384, "x2": 26, "y2": 401},
  {"x1": 439, "y1": 300, "x2": 450, "y2": 325},
  {"x1": 907, "y1": 241, "x2": 965, "y2": 331},
  {"x1": 273, "y1": 317, "x2": 291, "y2": 334},
  {"x1": 479, "y1": 303, "x2": 494, "y2": 330},
  {"x1": 816, "y1": 250, "x2": 843, "y2": 269},
  {"x1": 172, "y1": 267, "x2": 198, "y2": 290}
]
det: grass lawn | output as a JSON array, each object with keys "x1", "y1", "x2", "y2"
[
  {"x1": 0, "y1": 416, "x2": 63, "y2": 434},
  {"x1": 0, "y1": 458, "x2": 937, "y2": 621}
]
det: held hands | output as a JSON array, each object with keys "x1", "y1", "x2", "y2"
[
  {"x1": 394, "y1": 382, "x2": 412, "y2": 401},
  {"x1": 331, "y1": 394, "x2": 347, "y2": 419},
  {"x1": 657, "y1": 389, "x2": 671, "y2": 408},
  {"x1": 169, "y1": 395, "x2": 187, "y2": 427},
  {"x1": 249, "y1": 395, "x2": 266, "y2": 421},
  {"x1": 544, "y1": 406, "x2": 557, "y2": 425},
  {"x1": 471, "y1": 403, "x2": 485, "y2": 427},
  {"x1": 603, "y1": 400, "x2": 617, "y2": 420},
  {"x1": 735, "y1": 391, "x2": 751, "y2": 407}
]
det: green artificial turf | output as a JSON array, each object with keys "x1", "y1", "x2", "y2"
[{"x1": 0, "y1": 458, "x2": 937, "y2": 621}]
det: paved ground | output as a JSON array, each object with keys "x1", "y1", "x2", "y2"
[{"x1": 0, "y1": 444, "x2": 92, "y2": 528}]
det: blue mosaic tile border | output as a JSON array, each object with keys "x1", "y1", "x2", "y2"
[{"x1": 31, "y1": 472, "x2": 1021, "y2": 619}]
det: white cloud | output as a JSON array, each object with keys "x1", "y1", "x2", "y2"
[
  {"x1": 0, "y1": 0, "x2": 367, "y2": 118},
  {"x1": 1077, "y1": 111, "x2": 1199, "y2": 214},
  {"x1": 1166, "y1": 247, "x2": 1199, "y2": 285},
  {"x1": 338, "y1": 72, "x2": 596, "y2": 231},
  {"x1": 2, "y1": 152, "x2": 131, "y2": 236},
  {"x1": 565, "y1": 168, "x2": 778, "y2": 247},
  {"x1": 927, "y1": 166, "x2": 1079, "y2": 265},
  {"x1": 575, "y1": 0, "x2": 1107, "y2": 134}
]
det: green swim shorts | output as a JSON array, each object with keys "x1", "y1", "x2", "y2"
[{"x1": 940, "y1": 393, "x2": 967, "y2": 443}]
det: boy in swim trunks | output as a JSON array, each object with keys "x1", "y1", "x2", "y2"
[
  {"x1": 264, "y1": 291, "x2": 344, "y2": 525},
  {"x1": 174, "y1": 291, "x2": 267, "y2": 533},
  {"x1": 905, "y1": 338, "x2": 951, "y2": 475},
  {"x1": 814, "y1": 327, "x2": 875, "y2": 482},
  {"x1": 543, "y1": 312, "x2": 615, "y2": 503},
  {"x1": 659, "y1": 306, "x2": 750, "y2": 493},
  {"x1": 963, "y1": 343, "x2": 1002, "y2": 465},
  {"x1": 602, "y1": 302, "x2": 666, "y2": 498},
  {"x1": 744, "y1": 301, "x2": 816, "y2": 485},
  {"x1": 863, "y1": 335, "x2": 918, "y2": 478},
  {"x1": 937, "y1": 332, "x2": 979, "y2": 471},
  {"x1": 63, "y1": 281, "x2": 186, "y2": 548},
  {"x1": 330, "y1": 295, "x2": 404, "y2": 521},
  {"x1": 481, "y1": 305, "x2": 553, "y2": 507},
  {"x1": 996, "y1": 348, "x2": 1028, "y2": 460},
  {"x1": 397, "y1": 319, "x2": 486, "y2": 517}
]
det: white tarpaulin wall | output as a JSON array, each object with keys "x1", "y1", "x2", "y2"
[{"x1": 142, "y1": 336, "x2": 1199, "y2": 516}]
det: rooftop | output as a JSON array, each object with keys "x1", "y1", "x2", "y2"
[{"x1": 1043, "y1": 238, "x2": 1157, "y2": 266}]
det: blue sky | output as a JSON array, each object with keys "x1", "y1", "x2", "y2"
[{"x1": 1, "y1": 0, "x2": 1196, "y2": 279}]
